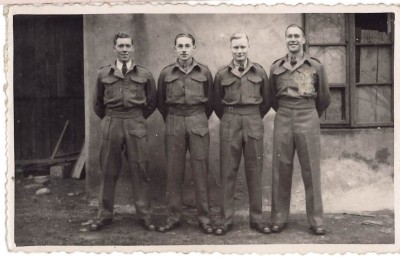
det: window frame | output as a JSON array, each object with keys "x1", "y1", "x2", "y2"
[{"x1": 303, "y1": 13, "x2": 394, "y2": 128}]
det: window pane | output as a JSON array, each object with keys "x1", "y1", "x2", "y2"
[
  {"x1": 320, "y1": 87, "x2": 345, "y2": 122},
  {"x1": 356, "y1": 85, "x2": 392, "y2": 123},
  {"x1": 307, "y1": 13, "x2": 346, "y2": 43},
  {"x1": 309, "y1": 46, "x2": 346, "y2": 84},
  {"x1": 355, "y1": 13, "x2": 392, "y2": 43},
  {"x1": 356, "y1": 46, "x2": 391, "y2": 83}
]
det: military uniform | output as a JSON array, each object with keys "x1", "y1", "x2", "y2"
[
  {"x1": 269, "y1": 53, "x2": 331, "y2": 229},
  {"x1": 93, "y1": 61, "x2": 157, "y2": 223},
  {"x1": 213, "y1": 60, "x2": 271, "y2": 228},
  {"x1": 157, "y1": 59, "x2": 213, "y2": 226}
]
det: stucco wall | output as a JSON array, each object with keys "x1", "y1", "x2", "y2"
[{"x1": 83, "y1": 14, "x2": 393, "y2": 212}]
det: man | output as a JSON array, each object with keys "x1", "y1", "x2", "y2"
[
  {"x1": 213, "y1": 33, "x2": 272, "y2": 235},
  {"x1": 91, "y1": 32, "x2": 157, "y2": 231},
  {"x1": 157, "y1": 33, "x2": 214, "y2": 234},
  {"x1": 269, "y1": 25, "x2": 331, "y2": 235}
]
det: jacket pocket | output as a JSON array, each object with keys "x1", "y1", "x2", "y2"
[
  {"x1": 165, "y1": 75, "x2": 184, "y2": 97},
  {"x1": 245, "y1": 75, "x2": 262, "y2": 97},
  {"x1": 129, "y1": 75, "x2": 147, "y2": 98},
  {"x1": 248, "y1": 130, "x2": 263, "y2": 141},
  {"x1": 189, "y1": 74, "x2": 207, "y2": 96},
  {"x1": 220, "y1": 77, "x2": 237, "y2": 102}
]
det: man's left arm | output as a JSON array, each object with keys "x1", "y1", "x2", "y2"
[
  {"x1": 143, "y1": 72, "x2": 158, "y2": 119},
  {"x1": 316, "y1": 65, "x2": 331, "y2": 116}
]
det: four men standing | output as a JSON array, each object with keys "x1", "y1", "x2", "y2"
[{"x1": 92, "y1": 27, "x2": 330, "y2": 235}]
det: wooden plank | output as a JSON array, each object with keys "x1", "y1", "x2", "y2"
[
  {"x1": 376, "y1": 85, "x2": 392, "y2": 123},
  {"x1": 356, "y1": 86, "x2": 376, "y2": 123},
  {"x1": 16, "y1": 155, "x2": 79, "y2": 167},
  {"x1": 51, "y1": 120, "x2": 69, "y2": 159},
  {"x1": 71, "y1": 141, "x2": 86, "y2": 179},
  {"x1": 359, "y1": 46, "x2": 377, "y2": 83}
]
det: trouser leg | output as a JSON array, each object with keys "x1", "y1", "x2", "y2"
[
  {"x1": 220, "y1": 114, "x2": 243, "y2": 227},
  {"x1": 124, "y1": 116, "x2": 152, "y2": 220},
  {"x1": 243, "y1": 115, "x2": 264, "y2": 224},
  {"x1": 98, "y1": 117, "x2": 123, "y2": 219},
  {"x1": 271, "y1": 108, "x2": 295, "y2": 226},
  {"x1": 188, "y1": 115, "x2": 211, "y2": 225},
  {"x1": 165, "y1": 115, "x2": 186, "y2": 223},
  {"x1": 294, "y1": 109, "x2": 324, "y2": 227}
]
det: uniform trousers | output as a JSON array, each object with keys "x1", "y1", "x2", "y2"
[
  {"x1": 165, "y1": 111, "x2": 211, "y2": 225},
  {"x1": 98, "y1": 109, "x2": 151, "y2": 221},
  {"x1": 271, "y1": 106, "x2": 324, "y2": 227},
  {"x1": 219, "y1": 107, "x2": 264, "y2": 227}
]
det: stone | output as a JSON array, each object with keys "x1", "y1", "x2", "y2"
[
  {"x1": 33, "y1": 175, "x2": 50, "y2": 185},
  {"x1": 36, "y1": 188, "x2": 51, "y2": 195},
  {"x1": 24, "y1": 184, "x2": 42, "y2": 190},
  {"x1": 50, "y1": 164, "x2": 72, "y2": 179}
]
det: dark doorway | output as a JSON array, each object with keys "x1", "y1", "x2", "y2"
[{"x1": 13, "y1": 15, "x2": 84, "y2": 160}]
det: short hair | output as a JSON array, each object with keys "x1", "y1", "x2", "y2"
[
  {"x1": 230, "y1": 33, "x2": 249, "y2": 44},
  {"x1": 113, "y1": 32, "x2": 134, "y2": 46},
  {"x1": 285, "y1": 24, "x2": 306, "y2": 37},
  {"x1": 174, "y1": 33, "x2": 196, "y2": 46}
]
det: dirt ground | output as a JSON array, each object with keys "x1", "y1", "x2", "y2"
[{"x1": 14, "y1": 176, "x2": 394, "y2": 246}]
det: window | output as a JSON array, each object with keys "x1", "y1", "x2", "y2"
[{"x1": 304, "y1": 13, "x2": 394, "y2": 128}]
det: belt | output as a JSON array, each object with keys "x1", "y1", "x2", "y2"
[
  {"x1": 278, "y1": 97, "x2": 316, "y2": 109},
  {"x1": 105, "y1": 108, "x2": 143, "y2": 118},
  {"x1": 168, "y1": 105, "x2": 205, "y2": 116},
  {"x1": 223, "y1": 105, "x2": 260, "y2": 115}
]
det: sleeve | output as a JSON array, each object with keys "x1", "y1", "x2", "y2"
[
  {"x1": 259, "y1": 68, "x2": 272, "y2": 119},
  {"x1": 269, "y1": 65, "x2": 279, "y2": 112},
  {"x1": 157, "y1": 70, "x2": 168, "y2": 122},
  {"x1": 213, "y1": 72, "x2": 224, "y2": 120},
  {"x1": 204, "y1": 69, "x2": 214, "y2": 119},
  {"x1": 93, "y1": 73, "x2": 105, "y2": 119},
  {"x1": 143, "y1": 72, "x2": 158, "y2": 119},
  {"x1": 316, "y1": 65, "x2": 331, "y2": 116}
]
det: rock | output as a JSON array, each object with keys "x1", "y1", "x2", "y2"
[
  {"x1": 33, "y1": 175, "x2": 50, "y2": 185},
  {"x1": 36, "y1": 188, "x2": 51, "y2": 195},
  {"x1": 67, "y1": 193, "x2": 75, "y2": 197},
  {"x1": 80, "y1": 228, "x2": 88, "y2": 232},
  {"x1": 50, "y1": 164, "x2": 72, "y2": 179},
  {"x1": 24, "y1": 184, "x2": 43, "y2": 189},
  {"x1": 27, "y1": 175, "x2": 34, "y2": 180},
  {"x1": 81, "y1": 220, "x2": 93, "y2": 226}
]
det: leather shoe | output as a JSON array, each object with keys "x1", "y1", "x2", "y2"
[
  {"x1": 157, "y1": 220, "x2": 181, "y2": 233},
  {"x1": 199, "y1": 223, "x2": 214, "y2": 234},
  {"x1": 138, "y1": 219, "x2": 156, "y2": 231},
  {"x1": 250, "y1": 223, "x2": 271, "y2": 234},
  {"x1": 271, "y1": 223, "x2": 287, "y2": 233},
  {"x1": 89, "y1": 217, "x2": 112, "y2": 231},
  {"x1": 213, "y1": 224, "x2": 233, "y2": 236},
  {"x1": 310, "y1": 226, "x2": 326, "y2": 235}
]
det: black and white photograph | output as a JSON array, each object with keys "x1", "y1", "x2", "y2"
[{"x1": 5, "y1": 3, "x2": 397, "y2": 253}]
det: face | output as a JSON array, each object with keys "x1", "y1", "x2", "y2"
[
  {"x1": 114, "y1": 38, "x2": 134, "y2": 62},
  {"x1": 230, "y1": 37, "x2": 249, "y2": 63},
  {"x1": 174, "y1": 37, "x2": 196, "y2": 62},
  {"x1": 285, "y1": 27, "x2": 306, "y2": 54}
]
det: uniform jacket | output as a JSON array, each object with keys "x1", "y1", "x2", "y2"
[
  {"x1": 157, "y1": 59, "x2": 214, "y2": 121},
  {"x1": 213, "y1": 59, "x2": 272, "y2": 119},
  {"x1": 269, "y1": 53, "x2": 331, "y2": 116},
  {"x1": 93, "y1": 62, "x2": 157, "y2": 119}
]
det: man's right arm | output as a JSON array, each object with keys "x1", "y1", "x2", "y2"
[
  {"x1": 93, "y1": 74, "x2": 105, "y2": 119},
  {"x1": 157, "y1": 70, "x2": 168, "y2": 122},
  {"x1": 213, "y1": 72, "x2": 224, "y2": 120}
]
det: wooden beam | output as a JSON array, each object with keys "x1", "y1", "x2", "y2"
[{"x1": 50, "y1": 120, "x2": 69, "y2": 159}]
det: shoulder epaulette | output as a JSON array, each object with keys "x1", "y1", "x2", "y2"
[
  {"x1": 98, "y1": 64, "x2": 111, "y2": 71},
  {"x1": 161, "y1": 63, "x2": 175, "y2": 71},
  {"x1": 310, "y1": 57, "x2": 321, "y2": 64},
  {"x1": 196, "y1": 61, "x2": 209, "y2": 69},
  {"x1": 272, "y1": 57, "x2": 284, "y2": 65},
  {"x1": 217, "y1": 64, "x2": 229, "y2": 72},
  {"x1": 253, "y1": 62, "x2": 264, "y2": 69}
]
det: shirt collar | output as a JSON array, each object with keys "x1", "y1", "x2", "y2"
[
  {"x1": 280, "y1": 52, "x2": 312, "y2": 70},
  {"x1": 228, "y1": 58, "x2": 255, "y2": 77},
  {"x1": 110, "y1": 60, "x2": 136, "y2": 78},
  {"x1": 173, "y1": 58, "x2": 200, "y2": 74},
  {"x1": 116, "y1": 59, "x2": 133, "y2": 71}
]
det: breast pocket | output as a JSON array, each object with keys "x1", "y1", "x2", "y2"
[
  {"x1": 101, "y1": 76, "x2": 120, "y2": 98},
  {"x1": 244, "y1": 75, "x2": 262, "y2": 97},
  {"x1": 188, "y1": 74, "x2": 207, "y2": 96},
  {"x1": 129, "y1": 75, "x2": 147, "y2": 99},
  {"x1": 165, "y1": 75, "x2": 184, "y2": 98},
  {"x1": 220, "y1": 77, "x2": 237, "y2": 102}
]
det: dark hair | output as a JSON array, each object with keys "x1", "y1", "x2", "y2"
[
  {"x1": 230, "y1": 33, "x2": 249, "y2": 43},
  {"x1": 285, "y1": 24, "x2": 306, "y2": 37},
  {"x1": 113, "y1": 32, "x2": 134, "y2": 46},
  {"x1": 174, "y1": 33, "x2": 196, "y2": 46}
]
